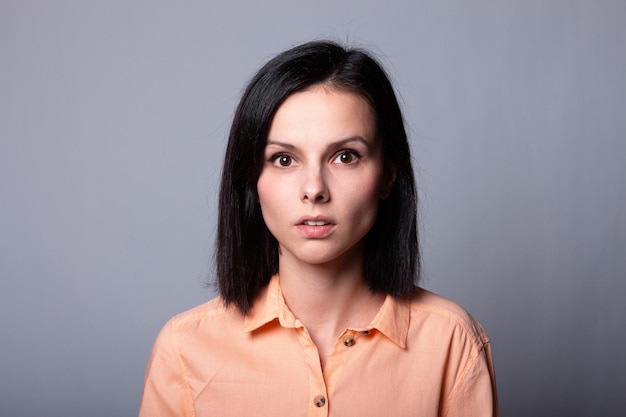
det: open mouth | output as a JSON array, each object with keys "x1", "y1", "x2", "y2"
[
  {"x1": 296, "y1": 217, "x2": 336, "y2": 238},
  {"x1": 302, "y1": 220, "x2": 331, "y2": 226}
]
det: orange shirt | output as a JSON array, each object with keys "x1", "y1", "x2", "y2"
[{"x1": 139, "y1": 276, "x2": 497, "y2": 417}]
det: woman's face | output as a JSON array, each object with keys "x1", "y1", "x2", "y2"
[{"x1": 256, "y1": 85, "x2": 392, "y2": 268}]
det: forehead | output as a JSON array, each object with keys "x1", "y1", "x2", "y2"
[{"x1": 267, "y1": 85, "x2": 377, "y2": 144}]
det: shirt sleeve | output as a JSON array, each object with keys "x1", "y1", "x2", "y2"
[
  {"x1": 443, "y1": 339, "x2": 498, "y2": 417},
  {"x1": 138, "y1": 319, "x2": 196, "y2": 417}
]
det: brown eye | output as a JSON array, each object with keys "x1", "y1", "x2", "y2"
[
  {"x1": 273, "y1": 155, "x2": 293, "y2": 167},
  {"x1": 334, "y1": 151, "x2": 358, "y2": 164}
]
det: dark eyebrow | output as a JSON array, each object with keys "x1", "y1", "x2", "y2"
[
  {"x1": 265, "y1": 140, "x2": 297, "y2": 151},
  {"x1": 265, "y1": 136, "x2": 373, "y2": 151}
]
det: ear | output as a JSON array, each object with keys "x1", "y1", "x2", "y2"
[{"x1": 380, "y1": 166, "x2": 397, "y2": 200}]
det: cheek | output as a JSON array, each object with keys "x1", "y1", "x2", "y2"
[
  {"x1": 256, "y1": 174, "x2": 289, "y2": 225},
  {"x1": 357, "y1": 166, "x2": 387, "y2": 202},
  {"x1": 341, "y1": 176, "x2": 383, "y2": 218},
  {"x1": 256, "y1": 176, "x2": 274, "y2": 215},
  {"x1": 256, "y1": 175, "x2": 268, "y2": 204}
]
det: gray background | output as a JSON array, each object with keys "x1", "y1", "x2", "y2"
[{"x1": 1, "y1": 1, "x2": 624, "y2": 416}]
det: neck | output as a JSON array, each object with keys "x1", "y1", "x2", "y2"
[{"x1": 277, "y1": 248, "x2": 383, "y2": 336}]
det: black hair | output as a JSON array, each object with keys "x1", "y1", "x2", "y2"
[{"x1": 216, "y1": 40, "x2": 419, "y2": 314}]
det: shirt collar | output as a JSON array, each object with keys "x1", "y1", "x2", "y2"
[
  {"x1": 243, "y1": 275, "x2": 411, "y2": 348},
  {"x1": 368, "y1": 293, "x2": 411, "y2": 348},
  {"x1": 244, "y1": 275, "x2": 298, "y2": 332}
]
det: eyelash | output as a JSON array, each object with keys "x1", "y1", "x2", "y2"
[{"x1": 268, "y1": 150, "x2": 361, "y2": 168}]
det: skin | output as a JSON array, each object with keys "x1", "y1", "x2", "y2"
[{"x1": 256, "y1": 85, "x2": 394, "y2": 367}]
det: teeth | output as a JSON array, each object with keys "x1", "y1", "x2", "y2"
[{"x1": 303, "y1": 220, "x2": 328, "y2": 226}]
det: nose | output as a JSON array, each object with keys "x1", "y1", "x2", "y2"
[{"x1": 301, "y1": 165, "x2": 330, "y2": 203}]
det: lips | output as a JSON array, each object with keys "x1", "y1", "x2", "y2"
[
  {"x1": 296, "y1": 215, "x2": 334, "y2": 225},
  {"x1": 302, "y1": 220, "x2": 330, "y2": 226},
  {"x1": 296, "y1": 216, "x2": 336, "y2": 238}
]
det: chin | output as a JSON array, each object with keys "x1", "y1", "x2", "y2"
[{"x1": 291, "y1": 248, "x2": 360, "y2": 268}]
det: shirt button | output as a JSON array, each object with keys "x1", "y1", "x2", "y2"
[
  {"x1": 313, "y1": 395, "x2": 326, "y2": 407},
  {"x1": 342, "y1": 334, "x2": 355, "y2": 347}
]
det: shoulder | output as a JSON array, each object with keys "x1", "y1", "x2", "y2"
[
  {"x1": 155, "y1": 296, "x2": 243, "y2": 344},
  {"x1": 168, "y1": 296, "x2": 230, "y2": 325},
  {"x1": 408, "y1": 287, "x2": 491, "y2": 346}
]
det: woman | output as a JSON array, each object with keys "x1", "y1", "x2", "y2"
[{"x1": 139, "y1": 40, "x2": 497, "y2": 417}]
